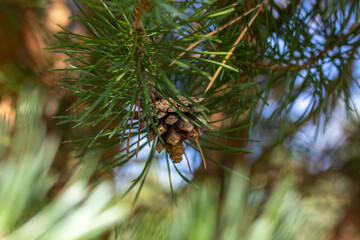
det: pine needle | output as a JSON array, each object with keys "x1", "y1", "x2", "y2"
[
  {"x1": 169, "y1": 4, "x2": 262, "y2": 67},
  {"x1": 136, "y1": 97, "x2": 141, "y2": 158},
  {"x1": 204, "y1": 4, "x2": 264, "y2": 93},
  {"x1": 195, "y1": 138, "x2": 207, "y2": 169},
  {"x1": 184, "y1": 151, "x2": 193, "y2": 174},
  {"x1": 127, "y1": 104, "x2": 137, "y2": 161}
]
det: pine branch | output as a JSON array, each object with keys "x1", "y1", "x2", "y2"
[
  {"x1": 51, "y1": 0, "x2": 360, "y2": 195},
  {"x1": 205, "y1": 3, "x2": 264, "y2": 93}
]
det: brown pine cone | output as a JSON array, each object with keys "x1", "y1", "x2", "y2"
[{"x1": 146, "y1": 95, "x2": 205, "y2": 163}]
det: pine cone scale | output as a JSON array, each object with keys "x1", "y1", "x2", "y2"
[{"x1": 147, "y1": 95, "x2": 205, "y2": 163}]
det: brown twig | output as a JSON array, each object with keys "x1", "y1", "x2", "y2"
[
  {"x1": 134, "y1": 0, "x2": 152, "y2": 29},
  {"x1": 169, "y1": 4, "x2": 262, "y2": 67},
  {"x1": 252, "y1": 25, "x2": 359, "y2": 74},
  {"x1": 184, "y1": 151, "x2": 193, "y2": 174},
  {"x1": 204, "y1": 3, "x2": 264, "y2": 93},
  {"x1": 195, "y1": 138, "x2": 207, "y2": 169},
  {"x1": 127, "y1": 103, "x2": 137, "y2": 161}
]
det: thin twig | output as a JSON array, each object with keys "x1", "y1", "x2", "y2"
[
  {"x1": 169, "y1": 4, "x2": 262, "y2": 67},
  {"x1": 204, "y1": 4, "x2": 264, "y2": 93},
  {"x1": 136, "y1": 97, "x2": 141, "y2": 157},
  {"x1": 184, "y1": 151, "x2": 193, "y2": 174},
  {"x1": 127, "y1": 103, "x2": 137, "y2": 161},
  {"x1": 195, "y1": 138, "x2": 207, "y2": 169}
]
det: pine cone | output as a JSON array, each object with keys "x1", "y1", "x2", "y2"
[{"x1": 148, "y1": 96, "x2": 205, "y2": 163}]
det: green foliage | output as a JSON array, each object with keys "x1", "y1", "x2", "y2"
[
  {"x1": 113, "y1": 169, "x2": 341, "y2": 240},
  {"x1": 51, "y1": 0, "x2": 360, "y2": 190},
  {"x1": 255, "y1": 0, "x2": 360, "y2": 129},
  {"x1": 0, "y1": 89, "x2": 127, "y2": 240},
  {"x1": 0, "y1": 88, "x2": 355, "y2": 239},
  {"x1": 52, "y1": 0, "x2": 257, "y2": 163}
]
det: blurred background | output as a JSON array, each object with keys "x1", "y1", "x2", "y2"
[{"x1": 0, "y1": 0, "x2": 360, "y2": 239}]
